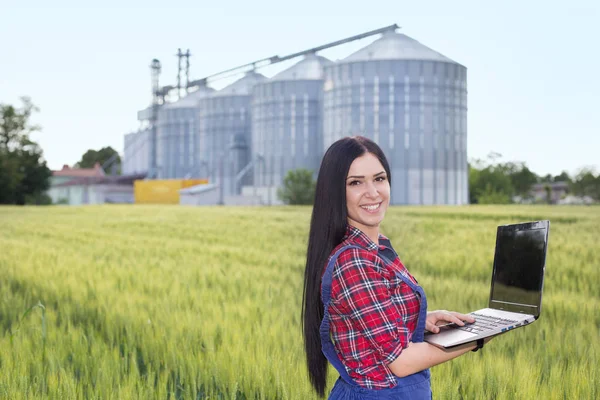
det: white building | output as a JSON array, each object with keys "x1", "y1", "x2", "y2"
[{"x1": 48, "y1": 163, "x2": 142, "y2": 205}]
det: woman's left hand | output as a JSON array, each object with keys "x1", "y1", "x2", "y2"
[{"x1": 425, "y1": 310, "x2": 475, "y2": 333}]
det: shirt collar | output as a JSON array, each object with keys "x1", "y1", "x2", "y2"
[{"x1": 345, "y1": 224, "x2": 389, "y2": 253}]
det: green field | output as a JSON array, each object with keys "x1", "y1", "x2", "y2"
[{"x1": 0, "y1": 205, "x2": 598, "y2": 399}]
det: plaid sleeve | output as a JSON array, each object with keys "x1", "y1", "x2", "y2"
[{"x1": 333, "y1": 248, "x2": 409, "y2": 365}]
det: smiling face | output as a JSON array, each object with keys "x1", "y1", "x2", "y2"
[{"x1": 345, "y1": 152, "x2": 390, "y2": 242}]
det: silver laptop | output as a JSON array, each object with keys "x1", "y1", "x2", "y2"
[{"x1": 424, "y1": 220, "x2": 550, "y2": 348}]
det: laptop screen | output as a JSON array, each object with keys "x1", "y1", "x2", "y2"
[{"x1": 489, "y1": 221, "x2": 549, "y2": 316}]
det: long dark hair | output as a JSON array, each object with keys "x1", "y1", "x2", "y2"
[{"x1": 302, "y1": 136, "x2": 391, "y2": 396}]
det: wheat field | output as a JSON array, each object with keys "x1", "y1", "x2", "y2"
[{"x1": 0, "y1": 205, "x2": 598, "y2": 399}]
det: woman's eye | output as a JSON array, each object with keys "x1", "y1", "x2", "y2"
[
  {"x1": 349, "y1": 180, "x2": 361, "y2": 186},
  {"x1": 375, "y1": 176, "x2": 387, "y2": 182}
]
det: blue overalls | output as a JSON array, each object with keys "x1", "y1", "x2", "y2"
[{"x1": 320, "y1": 245, "x2": 432, "y2": 399}]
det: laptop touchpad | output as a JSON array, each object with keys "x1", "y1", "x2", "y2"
[
  {"x1": 426, "y1": 328, "x2": 478, "y2": 346},
  {"x1": 440, "y1": 329, "x2": 477, "y2": 341}
]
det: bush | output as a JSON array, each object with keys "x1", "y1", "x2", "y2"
[
  {"x1": 25, "y1": 192, "x2": 53, "y2": 205},
  {"x1": 276, "y1": 169, "x2": 315, "y2": 205}
]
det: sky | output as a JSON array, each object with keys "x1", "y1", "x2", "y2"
[{"x1": 1, "y1": 0, "x2": 598, "y2": 177}]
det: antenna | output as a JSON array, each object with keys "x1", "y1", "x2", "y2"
[
  {"x1": 149, "y1": 59, "x2": 162, "y2": 178},
  {"x1": 176, "y1": 48, "x2": 183, "y2": 99},
  {"x1": 184, "y1": 49, "x2": 191, "y2": 94}
]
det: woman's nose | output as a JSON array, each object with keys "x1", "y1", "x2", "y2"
[{"x1": 364, "y1": 181, "x2": 379, "y2": 198}]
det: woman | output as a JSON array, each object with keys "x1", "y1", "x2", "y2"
[{"x1": 302, "y1": 136, "x2": 491, "y2": 399}]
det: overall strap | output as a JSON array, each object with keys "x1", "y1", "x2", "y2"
[
  {"x1": 320, "y1": 244, "x2": 363, "y2": 386},
  {"x1": 378, "y1": 253, "x2": 429, "y2": 343},
  {"x1": 398, "y1": 278, "x2": 428, "y2": 342}
]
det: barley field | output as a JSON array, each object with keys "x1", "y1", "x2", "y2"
[{"x1": 0, "y1": 205, "x2": 598, "y2": 399}]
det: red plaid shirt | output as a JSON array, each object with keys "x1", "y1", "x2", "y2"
[{"x1": 324, "y1": 225, "x2": 421, "y2": 389}]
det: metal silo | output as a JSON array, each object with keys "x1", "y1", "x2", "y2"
[
  {"x1": 124, "y1": 106, "x2": 155, "y2": 176},
  {"x1": 252, "y1": 53, "x2": 332, "y2": 193},
  {"x1": 323, "y1": 29, "x2": 468, "y2": 205},
  {"x1": 198, "y1": 71, "x2": 266, "y2": 197},
  {"x1": 156, "y1": 86, "x2": 214, "y2": 179},
  {"x1": 123, "y1": 128, "x2": 150, "y2": 175}
]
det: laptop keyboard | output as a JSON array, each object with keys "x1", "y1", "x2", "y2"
[{"x1": 457, "y1": 313, "x2": 518, "y2": 334}]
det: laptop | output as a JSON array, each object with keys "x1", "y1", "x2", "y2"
[{"x1": 424, "y1": 220, "x2": 550, "y2": 348}]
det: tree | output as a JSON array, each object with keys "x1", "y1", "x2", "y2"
[
  {"x1": 477, "y1": 183, "x2": 512, "y2": 204},
  {"x1": 469, "y1": 160, "x2": 514, "y2": 204},
  {"x1": 0, "y1": 97, "x2": 52, "y2": 205},
  {"x1": 570, "y1": 167, "x2": 600, "y2": 201},
  {"x1": 76, "y1": 146, "x2": 120, "y2": 174},
  {"x1": 277, "y1": 168, "x2": 316, "y2": 205},
  {"x1": 505, "y1": 162, "x2": 538, "y2": 199},
  {"x1": 468, "y1": 154, "x2": 545, "y2": 204},
  {"x1": 544, "y1": 184, "x2": 552, "y2": 204},
  {"x1": 540, "y1": 174, "x2": 554, "y2": 183},
  {"x1": 553, "y1": 171, "x2": 572, "y2": 183}
]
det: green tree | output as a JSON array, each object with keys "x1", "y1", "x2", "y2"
[
  {"x1": 504, "y1": 162, "x2": 539, "y2": 199},
  {"x1": 469, "y1": 159, "x2": 514, "y2": 204},
  {"x1": 544, "y1": 184, "x2": 552, "y2": 204},
  {"x1": 277, "y1": 168, "x2": 316, "y2": 205},
  {"x1": 477, "y1": 183, "x2": 512, "y2": 204},
  {"x1": 0, "y1": 152, "x2": 21, "y2": 203},
  {"x1": 553, "y1": 171, "x2": 572, "y2": 183},
  {"x1": 76, "y1": 146, "x2": 120, "y2": 174},
  {"x1": 570, "y1": 167, "x2": 600, "y2": 201},
  {"x1": 540, "y1": 173, "x2": 554, "y2": 183},
  {"x1": 0, "y1": 97, "x2": 52, "y2": 205},
  {"x1": 469, "y1": 154, "x2": 543, "y2": 204}
]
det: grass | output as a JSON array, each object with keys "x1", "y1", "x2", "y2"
[{"x1": 0, "y1": 204, "x2": 598, "y2": 399}]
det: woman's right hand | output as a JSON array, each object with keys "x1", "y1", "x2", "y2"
[{"x1": 425, "y1": 310, "x2": 475, "y2": 333}]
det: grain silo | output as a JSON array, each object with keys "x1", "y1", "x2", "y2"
[
  {"x1": 251, "y1": 53, "x2": 332, "y2": 192},
  {"x1": 323, "y1": 29, "x2": 468, "y2": 205},
  {"x1": 156, "y1": 85, "x2": 214, "y2": 179},
  {"x1": 198, "y1": 71, "x2": 266, "y2": 196},
  {"x1": 123, "y1": 106, "x2": 154, "y2": 176},
  {"x1": 123, "y1": 128, "x2": 150, "y2": 175}
]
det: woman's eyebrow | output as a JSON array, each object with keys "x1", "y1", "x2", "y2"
[{"x1": 346, "y1": 171, "x2": 386, "y2": 180}]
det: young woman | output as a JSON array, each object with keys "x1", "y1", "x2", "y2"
[{"x1": 302, "y1": 136, "x2": 491, "y2": 399}]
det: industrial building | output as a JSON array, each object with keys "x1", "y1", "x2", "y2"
[
  {"x1": 123, "y1": 24, "x2": 468, "y2": 205},
  {"x1": 323, "y1": 31, "x2": 468, "y2": 205},
  {"x1": 198, "y1": 71, "x2": 266, "y2": 196},
  {"x1": 157, "y1": 86, "x2": 215, "y2": 179},
  {"x1": 252, "y1": 54, "x2": 332, "y2": 199}
]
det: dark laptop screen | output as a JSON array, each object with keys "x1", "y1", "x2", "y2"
[{"x1": 489, "y1": 221, "x2": 549, "y2": 316}]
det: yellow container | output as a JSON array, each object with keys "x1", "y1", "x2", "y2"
[{"x1": 134, "y1": 179, "x2": 208, "y2": 204}]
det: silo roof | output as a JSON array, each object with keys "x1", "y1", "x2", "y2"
[
  {"x1": 212, "y1": 71, "x2": 267, "y2": 97},
  {"x1": 342, "y1": 31, "x2": 458, "y2": 64},
  {"x1": 164, "y1": 85, "x2": 215, "y2": 109},
  {"x1": 270, "y1": 54, "x2": 333, "y2": 81}
]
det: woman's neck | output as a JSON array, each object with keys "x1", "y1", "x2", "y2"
[{"x1": 348, "y1": 221, "x2": 380, "y2": 245}]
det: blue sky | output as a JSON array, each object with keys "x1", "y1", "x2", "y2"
[{"x1": 1, "y1": 0, "x2": 598, "y2": 177}]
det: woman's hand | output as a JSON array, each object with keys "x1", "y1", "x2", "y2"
[{"x1": 425, "y1": 310, "x2": 475, "y2": 333}]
